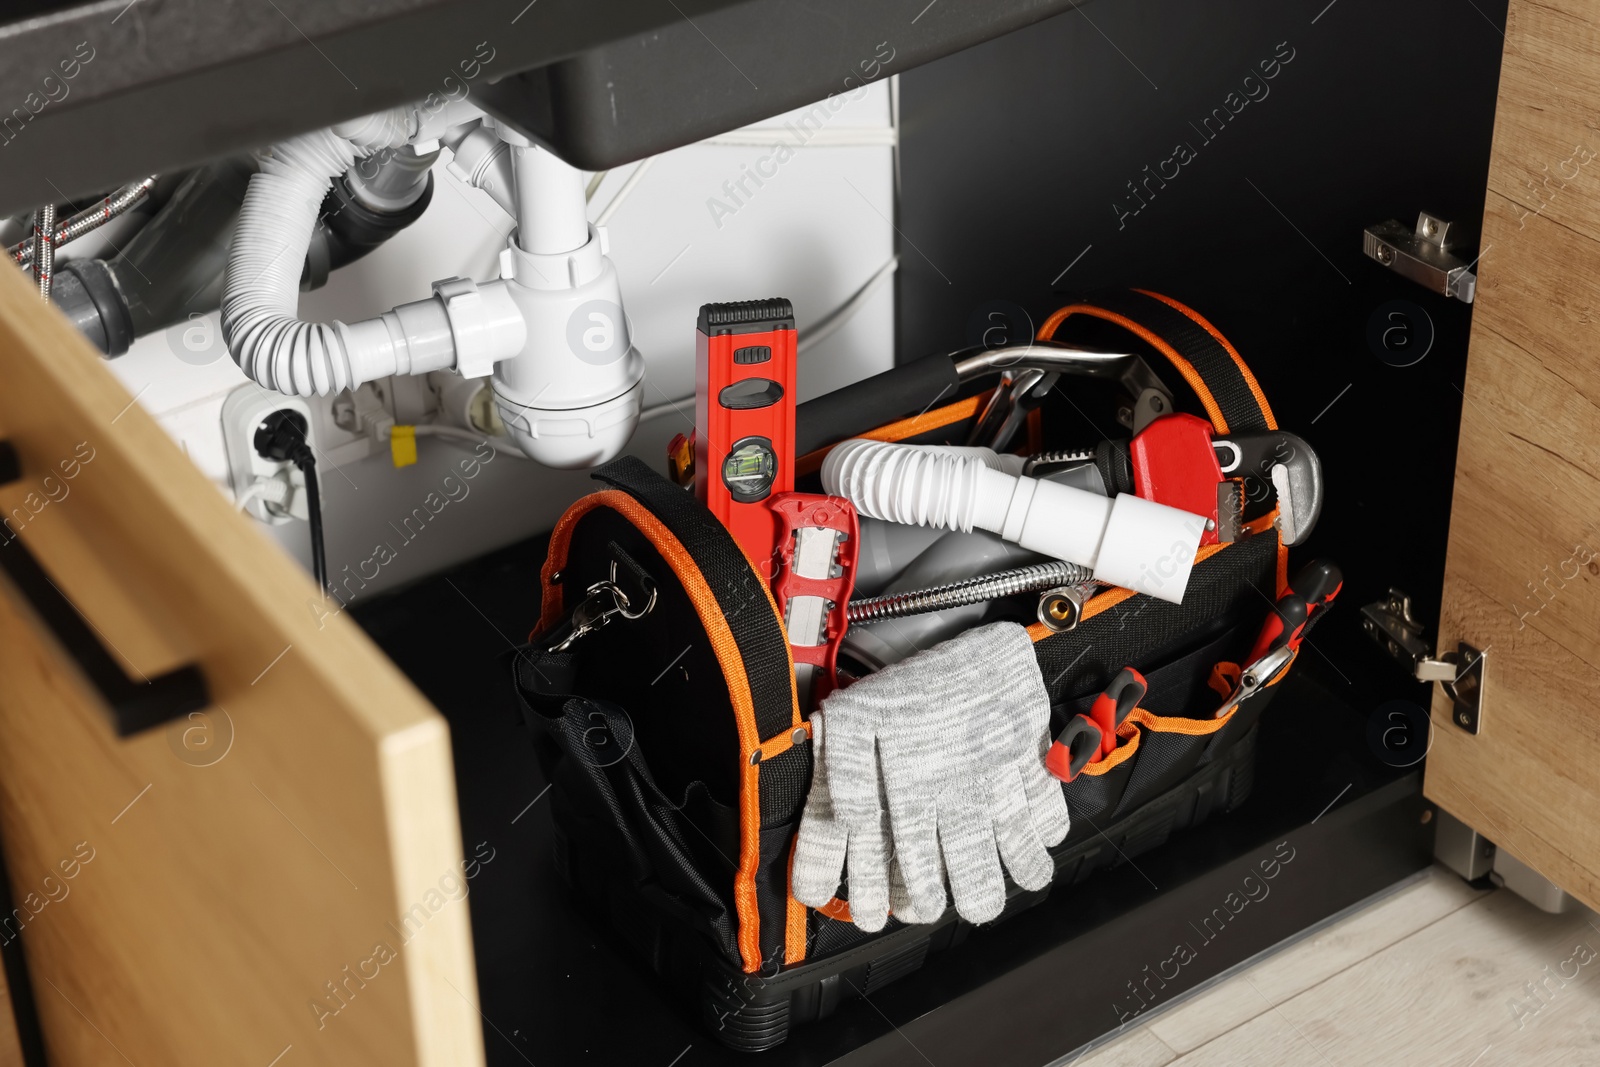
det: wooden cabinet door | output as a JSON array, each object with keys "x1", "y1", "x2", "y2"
[
  {"x1": 1427, "y1": 0, "x2": 1600, "y2": 909},
  {"x1": 0, "y1": 263, "x2": 483, "y2": 1064}
]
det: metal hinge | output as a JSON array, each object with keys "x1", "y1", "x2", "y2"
[
  {"x1": 1363, "y1": 212, "x2": 1477, "y2": 304},
  {"x1": 1361, "y1": 589, "x2": 1486, "y2": 734}
]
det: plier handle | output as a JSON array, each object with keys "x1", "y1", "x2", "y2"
[
  {"x1": 1047, "y1": 667, "x2": 1147, "y2": 782},
  {"x1": 1215, "y1": 558, "x2": 1342, "y2": 719}
]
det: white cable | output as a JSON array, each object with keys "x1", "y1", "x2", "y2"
[
  {"x1": 234, "y1": 475, "x2": 293, "y2": 513},
  {"x1": 638, "y1": 395, "x2": 693, "y2": 424},
  {"x1": 413, "y1": 423, "x2": 528, "y2": 458},
  {"x1": 594, "y1": 156, "x2": 655, "y2": 227},
  {"x1": 380, "y1": 422, "x2": 529, "y2": 459},
  {"x1": 635, "y1": 260, "x2": 898, "y2": 424},
  {"x1": 798, "y1": 256, "x2": 898, "y2": 355},
  {"x1": 234, "y1": 481, "x2": 270, "y2": 512},
  {"x1": 822, "y1": 439, "x2": 1207, "y2": 604}
]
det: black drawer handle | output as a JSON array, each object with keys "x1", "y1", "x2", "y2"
[{"x1": 0, "y1": 440, "x2": 210, "y2": 736}]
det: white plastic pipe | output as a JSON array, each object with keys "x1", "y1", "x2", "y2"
[
  {"x1": 822, "y1": 439, "x2": 1207, "y2": 604},
  {"x1": 221, "y1": 112, "x2": 525, "y2": 398},
  {"x1": 443, "y1": 121, "x2": 515, "y2": 218},
  {"x1": 488, "y1": 135, "x2": 644, "y2": 469},
  {"x1": 512, "y1": 144, "x2": 588, "y2": 254}
]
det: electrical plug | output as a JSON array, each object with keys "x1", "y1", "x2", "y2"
[{"x1": 253, "y1": 409, "x2": 314, "y2": 470}]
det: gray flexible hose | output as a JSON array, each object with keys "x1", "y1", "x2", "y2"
[
  {"x1": 847, "y1": 559, "x2": 1095, "y2": 624},
  {"x1": 11, "y1": 177, "x2": 157, "y2": 268}
]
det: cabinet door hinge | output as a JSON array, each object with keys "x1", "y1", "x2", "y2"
[{"x1": 1361, "y1": 589, "x2": 1486, "y2": 734}]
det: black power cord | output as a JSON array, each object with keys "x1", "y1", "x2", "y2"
[{"x1": 253, "y1": 410, "x2": 328, "y2": 593}]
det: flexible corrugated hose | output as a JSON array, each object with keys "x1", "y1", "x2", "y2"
[{"x1": 221, "y1": 111, "x2": 421, "y2": 397}]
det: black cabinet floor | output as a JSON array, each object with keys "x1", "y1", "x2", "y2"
[{"x1": 353, "y1": 534, "x2": 1431, "y2": 1067}]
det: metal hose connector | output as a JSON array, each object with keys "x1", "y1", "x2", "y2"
[
  {"x1": 1023, "y1": 447, "x2": 1094, "y2": 476},
  {"x1": 11, "y1": 177, "x2": 158, "y2": 269},
  {"x1": 33, "y1": 204, "x2": 55, "y2": 300},
  {"x1": 847, "y1": 559, "x2": 1095, "y2": 624}
]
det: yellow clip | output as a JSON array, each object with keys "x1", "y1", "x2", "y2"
[{"x1": 390, "y1": 425, "x2": 417, "y2": 468}]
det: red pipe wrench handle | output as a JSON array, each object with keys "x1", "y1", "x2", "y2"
[{"x1": 1130, "y1": 413, "x2": 1224, "y2": 545}]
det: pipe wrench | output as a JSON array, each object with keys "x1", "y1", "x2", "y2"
[{"x1": 1090, "y1": 415, "x2": 1324, "y2": 546}]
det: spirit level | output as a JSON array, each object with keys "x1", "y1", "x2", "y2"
[{"x1": 695, "y1": 298, "x2": 797, "y2": 578}]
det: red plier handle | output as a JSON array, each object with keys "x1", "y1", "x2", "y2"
[
  {"x1": 1245, "y1": 558, "x2": 1343, "y2": 664},
  {"x1": 1047, "y1": 667, "x2": 1147, "y2": 782}
]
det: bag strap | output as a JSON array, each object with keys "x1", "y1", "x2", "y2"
[
  {"x1": 591, "y1": 457, "x2": 800, "y2": 743},
  {"x1": 588, "y1": 458, "x2": 810, "y2": 972},
  {"x1": 1038, "y1": 288, "x2": 1277, "y2": 435}
]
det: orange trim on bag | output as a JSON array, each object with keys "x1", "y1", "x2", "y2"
[
  {"x1": 1208, "y1": 661, "x2": 1242, "y2": 699},
  {"x1": 1029, "y1": 512, "x2": 1281, "y2": 644},
  {"x1": 536, "y1": 489, "x2": 780, "y2": 973},
  {"x1": 1081, "y1": 703, "x2": 1241, "y2": 776},
  {"x1": 785, "y1": 844, "x2": 808, "y2": 965},
  {"x1": 794, "y1": 391, "x2": 991, "y2": 478},
  {"x1": 1132, "y1": 289, "x2": 1278, "y2": 431},
  {"x1": 1081, "y1": 719, "x2": 1142, "y2": 775},
  {"x1": 816, "y1": 897, "x2": 854, "y2": 923},
  {"x1": 1038, "y1": 304, "x2": 1232, "y2": 433},
  {"x1": 756, "y1": 718, "x2": 810, "y2": 762}
]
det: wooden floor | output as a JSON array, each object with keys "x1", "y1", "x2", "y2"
[{"x1": 1072, "y1": 865, "x2": 1600, "y2": 1067}]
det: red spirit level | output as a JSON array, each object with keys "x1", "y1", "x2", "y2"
[{"x1": 695, "y1": 298, "x2": 797, "y2": 578}]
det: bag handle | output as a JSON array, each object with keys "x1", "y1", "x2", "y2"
[
  {"x1": 1038, "y1": 288, "x2": 1276, "y2": 435},
  {"x1": 591, "y1": 457, "x2": 800, "y2": 743}
]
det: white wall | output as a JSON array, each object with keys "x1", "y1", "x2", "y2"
[{"x1": 105, "y1": 82, "x2": 896, "y2": 604}]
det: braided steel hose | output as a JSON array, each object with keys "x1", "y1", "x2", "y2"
[
  {"x1": 11, "y1": 177, "x2": 157, "y2": 268},
  {"x1": 848, "y1": 559, "x2": 1095, "y2": 624},
  {"x1": 32, "y1": 205, "x2": 55, "y2": 300}
]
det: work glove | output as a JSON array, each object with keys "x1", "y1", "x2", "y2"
[
  {"x1": 791, "y1": 708, "x2": 893, "y2": 930},
  {"x1": 792, "y1": 622, "x2": 1069, "y2": 930}
]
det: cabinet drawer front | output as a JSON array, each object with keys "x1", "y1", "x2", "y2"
[{"x1": 0, "y1": 263, "x2": 483, "y2": 1064}]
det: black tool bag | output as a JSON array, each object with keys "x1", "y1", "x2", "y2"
[{"x1": 514, "y1": 289, "x2": 1302, "y2": 1052}]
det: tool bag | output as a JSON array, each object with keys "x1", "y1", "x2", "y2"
[{"x1": 513, "y1": 289, "x2": 1299, "y2": 1052}]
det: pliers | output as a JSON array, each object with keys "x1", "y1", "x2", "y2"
[
  {"x1": 1214, "y1": 558, "x2": 1342, "y2": 718},
  {"x1": 1046, "y1": 667, "x2": 1147, "y2": 782}
]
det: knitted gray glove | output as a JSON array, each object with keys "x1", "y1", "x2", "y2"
[
  {"x1": 792, "y1": 622, "x2": 1069, "y2": 930},
  {"x1": 791, "y1": 709, "x2": 893, "y2": 930}
]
